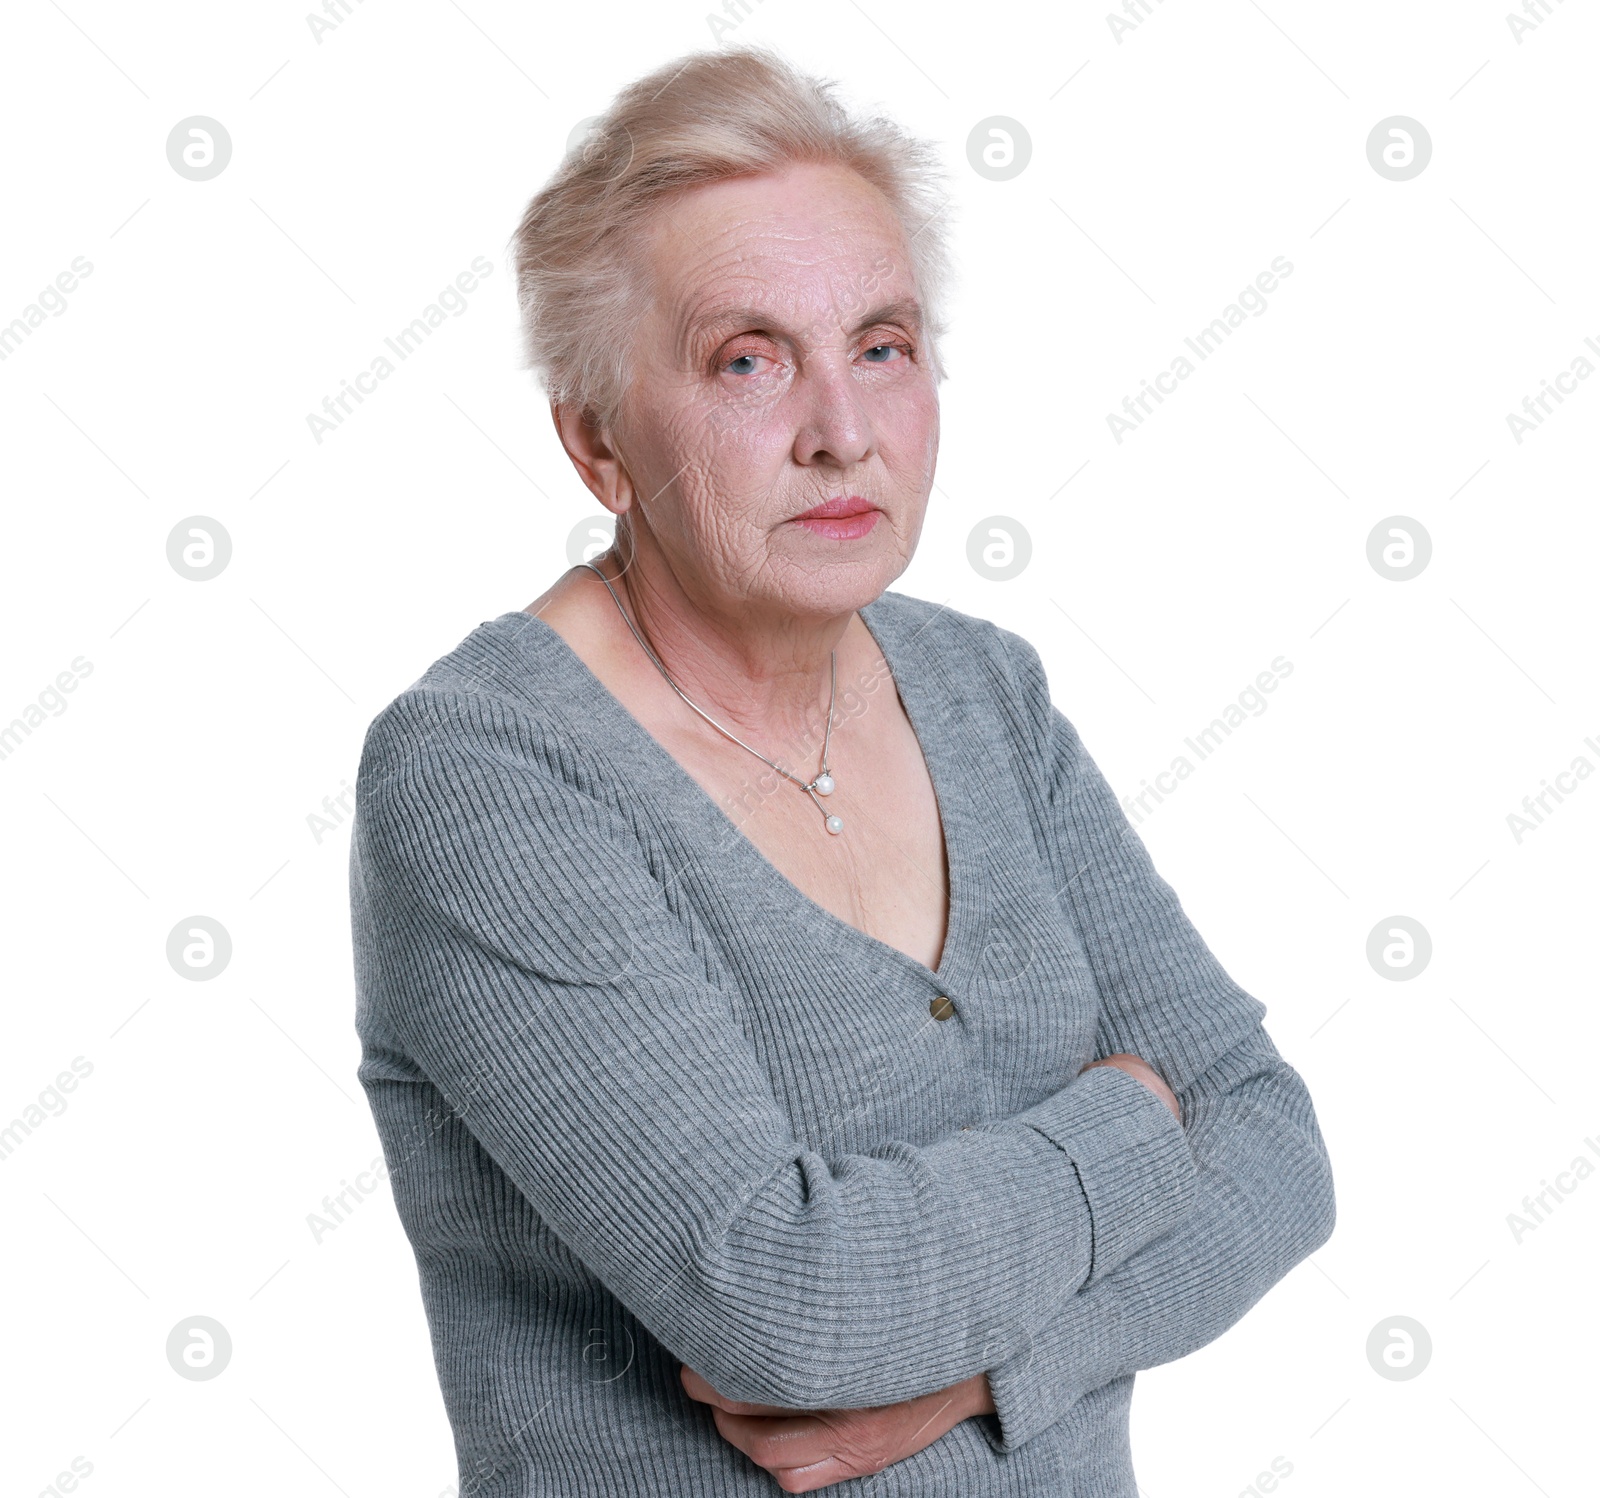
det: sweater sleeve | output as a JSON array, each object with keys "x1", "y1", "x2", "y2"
[
  {"x1": 350, "y1": 685, "x2": 1198, "y2": 1413},
  {"x1": 981, "y1": 1027, "x2": 1336, "y2": 1453},
  {"x1": 976, "y1": 631, "x2": 1338, "y2": 1453}
]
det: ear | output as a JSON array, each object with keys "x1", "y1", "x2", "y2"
[{"x1": 551, "y1": 402, "x2": 636, "y2": 517}]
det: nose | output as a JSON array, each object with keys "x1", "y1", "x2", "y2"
[{"x1": 790, "y1": 357, "x2": 874, "y2": 471}]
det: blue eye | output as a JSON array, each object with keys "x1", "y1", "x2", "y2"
[
  {"x1": 863, "y1": 344, "x2": 897, "y2": 362},
  {"x1": 726, "y1": 354, "x2": 758, "y2": 375}
]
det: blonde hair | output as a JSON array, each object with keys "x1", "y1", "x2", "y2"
[{"x1": 508, "y1": 45, "x2": 954, "y2": 434}]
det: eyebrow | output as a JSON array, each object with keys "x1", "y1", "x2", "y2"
[{"x1": 684, "y1": 297, "x2": 924, "y2": 354}]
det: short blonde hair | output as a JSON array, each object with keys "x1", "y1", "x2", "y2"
[{"x1": 508, "y1": 44, "x2": 954, "y2": 434}]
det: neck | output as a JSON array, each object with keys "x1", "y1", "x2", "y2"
[{"x1": 590, "y1": 525, "x2": 851, "y2": 752}]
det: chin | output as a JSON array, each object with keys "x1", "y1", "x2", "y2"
[{"x1": 761, "y1": 541, "x2": 910, "y2": 618}]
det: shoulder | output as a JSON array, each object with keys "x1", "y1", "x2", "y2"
[
  {"x1": 862, "y1": 591, "x2": 1090, "y2": 816},
  {"x1": 352, "y1": 611, "x2": 631, "y2": 884},
  {"x1": 862, "y1": 588, "x2": 1054, "y2": 721},
  {"x1": 358, "y1": 611, "x2": 577, "y2": 781},
  {"x1": 352, "y1": 614, "x2": 661, "y2": 933}
]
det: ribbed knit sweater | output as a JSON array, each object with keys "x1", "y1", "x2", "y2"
[{"x1": 349, "y1": 588, "x2": 1336, "y2": 1497}]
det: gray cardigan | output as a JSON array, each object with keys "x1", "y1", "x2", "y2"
[{"x1": 349, "y1": 589, "x2": 1336, "y2": 1496}]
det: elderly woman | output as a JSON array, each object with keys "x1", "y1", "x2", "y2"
[{"x1": 350, "y1": 44, "x2": 1335, "y2": 1498}]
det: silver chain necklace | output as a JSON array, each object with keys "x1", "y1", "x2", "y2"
[{"x1": 580, "y1": 560, "x2": 844, "y2": 835}]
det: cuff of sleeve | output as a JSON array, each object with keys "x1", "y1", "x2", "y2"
[
  {"x1": 1015, "y1": 1063, "x2": 1195, "y2": 1286},
  {"x1": 977, "y1": 1279, "x2": 1126, "y2": 1454}
]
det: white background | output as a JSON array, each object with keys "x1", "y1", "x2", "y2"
[{"x1": 2, "y1": 1, "x2": 1595, "y2": 1495}]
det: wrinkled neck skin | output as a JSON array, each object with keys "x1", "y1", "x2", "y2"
[{"x1": 588, "y1": 510, "x2": 868, "y2": 754}]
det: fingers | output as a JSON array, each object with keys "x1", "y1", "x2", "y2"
[
  {"x1": 685, "y1": 1377, "x2": 976, "y2": 1492},
  {"x1": 709, "y1": 1406, "x2": 842, "y2": 1472},
  {"x1": 678, "y1": 1366, "x2": 846, "y2": 1480},
  {"x1": 772, "y1": 1455, "x2": 856, "y2": 1493}
]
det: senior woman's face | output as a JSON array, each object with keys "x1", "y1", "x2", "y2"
[{"x1": 615, "y1": 161, "x2": 940, "y2": 619}]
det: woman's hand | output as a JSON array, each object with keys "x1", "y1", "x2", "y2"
[
  {"x1": 682, "y1": 1065, "x2": 1170, "y2": 1488},
  {"x1": 1080, "y1": 1052, "x2": 1182, "y2": 1121},
  {"x1": 680, "y1": 1364, "x2": 994, "y2": 1492}
]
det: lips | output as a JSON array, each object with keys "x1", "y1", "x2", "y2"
[
  {"x1": 792, "y1": 496, "x2": 875, "y2": 520},
  {"x1": 789, "y1": 495, "x2": 881, "y2": 540}
]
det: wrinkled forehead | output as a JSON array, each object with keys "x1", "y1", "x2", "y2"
[{"x1": 637, "y1": 164, "x2": 920, "y2": 354}]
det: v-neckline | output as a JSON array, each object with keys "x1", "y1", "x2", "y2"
[{"x1": 505, "y1": 594, "x2": 986, "y2": 993}]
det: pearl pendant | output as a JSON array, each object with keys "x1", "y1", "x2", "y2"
[
  {"x1": 825, "y1": 815, "x2": 844, "y2": 835},
  {"x1": 814, "y1": 773, "x2": 835, "y2": 796}
]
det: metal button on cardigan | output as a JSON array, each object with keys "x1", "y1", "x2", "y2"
[{"x1": 929, "y1": 995, "x2": 955, "y2": 1021}]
